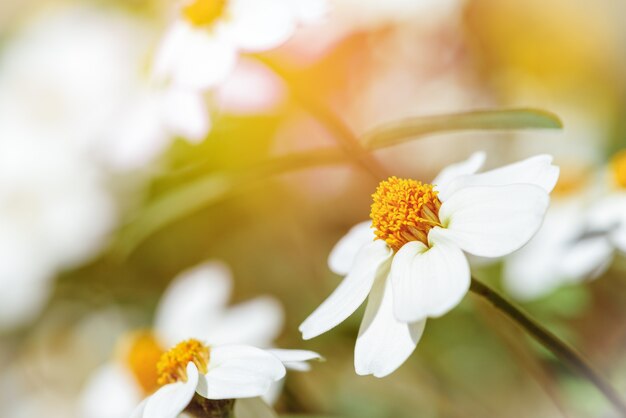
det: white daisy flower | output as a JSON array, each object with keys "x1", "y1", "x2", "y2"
[
  {"x1": 503, "y1": 165, "x2": 613, "y2": 301},
  {"x1": 130, "y1": 340, "x2": 320, "y2": 418},
  {"x1": 153, "y1": 0, "x2": 328, "y2": 90},
  {"x1": 300, "y1": 152, "x2": 559, "y2": 377},
  {"x1": 588, "y1": 150, "x2": 626, "y2": 254},
  {"x1": 0, "y1": 6, "x2": 211, "y2": 172},
  {"x1": 80, "y1": 262, "x2": 284, "y2": 418}
]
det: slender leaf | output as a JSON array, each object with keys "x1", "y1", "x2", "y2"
[{"x1": 362, "y1": 108, "x2": 562, "y2": 149}]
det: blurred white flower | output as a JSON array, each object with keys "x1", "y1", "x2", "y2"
[
  {"x1": 0, "y1": 6, "x2": 211, "y2": 172},
  {"x1": 130, "y1": 341, "x2": 319, "y2": 418},
  {"x1": 80, "y1": 262, "x2": 284, "y2": 418},
  {"x1": 503, "y1": 166, "x2": 613, "y2": 301},
  {"x1": 154, "y1": 0, "x2": 328, "y2": 90},
  {"x1": 0, "y1": 126, "x2": 114, "y2": 329},
  {"x1": 588, "y1": 150, "x2": 626, "y2": 254},
  {"x1": 300, "y1": 152, "x2": 558, "y2": 377}
]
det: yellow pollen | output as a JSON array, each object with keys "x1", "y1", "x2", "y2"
[
  {"x1": 123, "y1": 331, "x2": 165, "y2": 395},
  {"x1": 182, "y1": 0, "x2": 227, "y2": 27},
  {"x1": 157, "y1": 339, "x2": 210, "y2": 386},
  {"x1": 370, "y1": 176, "x2": 442, "y2": 251},
  {"x1": 611, "y1": 149, "x2": 626, "y2": 189}
]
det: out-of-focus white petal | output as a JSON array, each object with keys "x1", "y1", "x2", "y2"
[
  {"x1": 439, "y1": 154, "x2": 559, "y2": 201},
  {"x1": 262, "y1": 379, "x2": 283, "y2": 405},
  {"x1": 205, "y1": 297, "x2": 284, "y2": 347},
  {"x1": 439, "y1": 185, "x2": 550, "y2": 258},
  {"x1": 197, "y1": 345, "x2": 285, "y2": 399},
  {"x1": 433, "y1": 151, "x2": 486, "y2": 196},
  {"x1": 327, "y1": 221, "x2": 374, "y2": 276},
  {"x1": 612, "y1": 224, "x2": 626, "y2": 253},
  {"x1": 144, "y1": 363, "x2": 199, "y2": 418},
  {"x1": 226, "y1": 0, "x2": 296, "y2": 51},
  {"x1": 588, "y1": 194, "x2": 626, "y2": 232},
  {"x1": 154, "y1": 21, "x2": 237, "y2": 90},
  {"x1": 300, "y1": 240, "x2": 392, "y2": 340},
  {"x1": 234, "y1": 397, "x2": 279, "y2": 418},
  {"x1": 215, "y1": 58, "x2": 286, "y2": 115},
  {"x1": 155, "y1": 261, "x2": 233, "y2": 347},
  {"x1": 390, "y1": 229, "x2": 470, "y2": 322},
  {"x1": 130, "y1": 398, "x2": 148, "y2": 418},
  {"x1": 291, "y1": 0, "x2": 330, "y2": 24},
  {"x1": 355, "y1": 275, "x2": 425, "y2": 378},
  {"x1": 161, "y1": 88, "x2": 210, "y2": 143},
  {"x1": 503, "y1": 203, "x2": 614, "y2": 301},
  {"x1": 80, "y1": 363, "x2": 142, "y2": 418}
]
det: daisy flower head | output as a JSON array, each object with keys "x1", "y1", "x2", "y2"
[
  {"x1": 300, "y1": 152, "x2": 559, "y2": 377},
  {"x1": 130, "y1": 340, "x2": 320, "y2": 418},
  {"x1": 80, "y1": 261, "x2": 284, "y2": 418},
  {"x1": 154, "y1": 0, "x2": 329, "y2": 90}
]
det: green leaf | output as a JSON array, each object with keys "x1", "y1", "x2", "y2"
[{"x1": 361, "y1": 108, "x2": 562, "y2": 149}]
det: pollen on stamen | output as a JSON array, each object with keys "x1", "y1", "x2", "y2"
[
  {"x1": 182, "y1": 0, "x2": 228, "y2": 27},
  {"x1": 611, "y1": 149, "x2": 626, "y2": 189},
  {"x1": 157, "y1": 339, "x2": 210, "y2": 386},
  {"x1": 370, "y1": 176, "x2": 442, "y2": 251}
]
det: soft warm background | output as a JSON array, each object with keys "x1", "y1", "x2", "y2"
[{"x1": 1, "y1": 0, "x2": 626, "y2": 417}]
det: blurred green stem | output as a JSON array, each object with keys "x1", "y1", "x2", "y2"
[
  {"x1": 470, "y1": 278, "x2": 626, "y2": 416},
  {"x1": 255, "y1": 57, "x2": 388, "y2": 180}
]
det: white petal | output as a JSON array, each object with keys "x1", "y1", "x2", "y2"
[
  {"x1": 588, "y1": 194, "x2": 626, "y2": 232},
  {"x1": 439, "y1": 154, "x2": 559, "y2": 201},
  {"x1": 80, "y1": 363, "x2": 142, "y2": 418},
  {"x1": 154, "y1": 21, "x2": 237, "y2": 90},
  {"x1": 612, "y1": 224, "x2": 626, "y2": 253},
  {"x1": 234, "y1": 397, "x2": 279, "y2": 418},
  {"x1": 327, "y1": 221, "x2": 374, "y2": 276},
  {"x1": 299, "y1": 240, "x2": 392, "y2": 340},
  {"x1": 267, "y1": 349, "x2": 322, "y2": 371},
  {"x1": 130, "y1": 398, "x2": 148, "y2": 418},
  {"x1": 503, "y1": 204, "x2": 614, "y2": 301},
  {"x1": 390, "y1": 229, "x2": 470, "y2": 322},
  {"x1": 155, "y1": 262, "x2": 233, "y2": 345},
  {"x1": 197, "y1": 345, "x2": 285, "y2": 399},
  {"x1": 161, "y1": 88, "x2": 211, "y2": 143},
  {"x1": 355, "y1": 275, "x2": 425, "y2": 378},
  {"x1": 144, "y1": 363, "x2": 199, "y2": 418},
  {"x1": 439, "y1": 185, "x2": 550, "y2": 258},
  {"x1": 226, "y1": 0, "x2": 297, "y2": 51},
  {"x1": 262, "y1": 379, "x2": 284, "y2": 405},
  {"x1": 291, "y1": 0, "x2": 330, "y2": 24},
  {"x1": 204, "y1": 297, "x2": 284, "y2": 347},
  {"x1": 433, "y1": 151, "x2": 486, "y2": 196},
  {"x1": 267, "y1": 348, "x2": 322, "y2": 363}
]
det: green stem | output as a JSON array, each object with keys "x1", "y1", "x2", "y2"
[
  {"x1": 185, "y1": 396, "x2": 234, "y2": 418},
  {"x1": 254, "y1": 56, "x2": 388, "y2": 180},
  {"x1": 469, "y1": 277, "x2": 626, "y2": 416}
]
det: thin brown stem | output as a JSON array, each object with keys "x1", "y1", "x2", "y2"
[{"x1": 470, "y1": 277, "x2": 626, "y2": 417}]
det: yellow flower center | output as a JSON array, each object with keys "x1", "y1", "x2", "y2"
[
  {"x1": 551, "y1": 164, "x2": 590, "y2": 197},
  {"x1": 182, "y1": 0, "x2": 228, "y2": 27},
  {"x1": 157, "y1": 339, "x2": 210, "y2": 386},
  {"x1": 123, "y1": 331, "x2": 165, "y2": 394},
  {"x1": 611, "y1": 149, "x2": 626, "y2": 189},
  {"x1": 370, "y1": 177, "x2": 442, "y2": 251}
]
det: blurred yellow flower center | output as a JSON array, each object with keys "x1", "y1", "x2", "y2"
[
  {"x1": 157, "y1": 339, "x2": 210, "y2": 386},
  {"x1": 611, "y1": 150, "x2": 626, "y2": 189},
  {"x1": 370, "y1": 177, "x2": 442, "y2": 251},
  {"x1": 551, "y1": 164, "x2": 590, "y2": 197},
  {"x1": 123, "y1": 331, "x2": 165, "y2": 394},
  {"x1": 183, "y1": 0, "x2": 227, "y2": 27}
]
